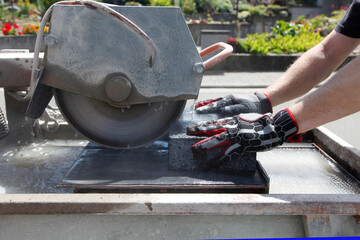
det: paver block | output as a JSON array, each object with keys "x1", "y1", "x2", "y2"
[{"x1": 169, "y1": 119, "x2": 257, "y2": 172}]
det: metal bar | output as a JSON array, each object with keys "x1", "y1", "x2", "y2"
[
  {"x1": 200, "y1": 42, "x2": 233, "y2": 70},
  {"x1": 0, "y1": 53, "x2": 43, "y2": 87},
  {"x1": 313, "y1": 126, "x2": 360, "y2": 180},
  {"x1": 0, "y1": 194, "x2": 359, "y2": 215}
]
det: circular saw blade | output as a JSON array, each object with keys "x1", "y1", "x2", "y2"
[{"x1": 54, "y1": 89, "x2": 186, "y2": 149}]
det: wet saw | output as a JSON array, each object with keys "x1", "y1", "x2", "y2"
[{"x1": 25, "y1": 0, "x2": 232, "y2": 149}]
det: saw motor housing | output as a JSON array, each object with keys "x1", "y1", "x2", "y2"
[{"x1": 41, "y1": 5, "x2": 204, "y2": 105}]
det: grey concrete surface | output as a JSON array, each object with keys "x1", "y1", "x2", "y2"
[{"x1": 0, "y1": 35, "x2": 45, "y2": 52}]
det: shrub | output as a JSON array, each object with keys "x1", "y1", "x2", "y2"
[
  {"x1": 237, "y1": 4, "x2": 289, "y2": 21},
  {"x1": 18, "y1": 0, "x2": 37, "y2": 16},
  {"x1": 182, "y1": 0, "x2": 197, "y2": 15},
  {"x1": 237, "y1": 30, "x2": 323, "y2": 55},
  {"x1": 237, "y1": 40, "x2": 249, "y2": 53},
  {"x1": 213, "y1": 0, "x2": 233, "y2": 12},
  {"x1": 194, "y1": 0, "x2": 207, "y2": 12},
  {"x1": 237, "y1": 3, "x2": 251, "y2": 12},
  {"x1": 249, "y1": 4, "x2": 267, "y2": 16},
  {"x1": 237, "y1": 10, "x2": 250, "y2": 19},
  {"x1": 0, "y1": 8, "x2": 11, "y2": 23},
  {"x1": 294, "y1": 10, "x2": 346, "y2": 33},
  {"x1": 125, "y1": 0, "x2": 150, "y2": 5},
  {"x1": 36, "y1": 0, "x2": 60, "y2": 15},
  {"x1": 231, "y1": 9, "x2": 347, "y2": 54},
  {"x1": 271, "y1": 20, "x2": 305, "y2": 36},
  {"x1": 149, "y1": 0, "x2": 172, "y2": 6}
]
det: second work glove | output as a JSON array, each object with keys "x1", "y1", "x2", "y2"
[
  {"x1": 187, "y1": 108, "x2": 298, "y2": 167},
  {"x1": 195, "y1": 92, "x2": 272, "y2": 117}
]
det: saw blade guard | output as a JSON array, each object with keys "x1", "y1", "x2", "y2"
[
  {"x1": 27, "y1": 1, "x2": 233, "y2": 109},
  {"x1": 35, "y1": 3, "x2": 230, "y2": 105},
  {"x1": 25, "y1": 1, "x2": 232, "y2": 148}
]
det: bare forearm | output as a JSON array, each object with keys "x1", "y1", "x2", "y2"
[
  {"x1": 264, "y1": 47, "x2": 336, "y2": 106},
  {"x1": 264, "y1": 31, "x2": 359, "y2": 106},
  {"x1": 289, "y1": 55, "x2": 360, "y2": 133}
]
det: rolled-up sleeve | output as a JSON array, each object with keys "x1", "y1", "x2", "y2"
[{"x1": 335, "y1": 0, "x2": 360, "y2": 38}]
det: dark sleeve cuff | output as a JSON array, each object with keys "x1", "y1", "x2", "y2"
[
  {"x1": 334, "y1": 0, "x2": 360, "y2": 38},
  {"x1": 335, "y1": 24, "x2": 360, "y2": 38}
]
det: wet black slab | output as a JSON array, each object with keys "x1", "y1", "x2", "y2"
[{"x1": 59, "y1": 142, "x2": 269, "y2": 193}]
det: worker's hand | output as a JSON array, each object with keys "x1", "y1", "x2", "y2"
[
  {"x1": 187, "y1": 108, "x2": 298, "y2": 167},
  {"x1": 195, "y1": 92, "x2": 272, "y2": 117}
]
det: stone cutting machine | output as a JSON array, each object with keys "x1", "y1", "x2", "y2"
[{"x1": 25, "y1": 0, "x2": 232, "y2": 148}]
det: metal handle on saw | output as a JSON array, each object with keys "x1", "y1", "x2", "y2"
[{"x1": 200, "y1": 42, "x2": 233, "y2": 70}]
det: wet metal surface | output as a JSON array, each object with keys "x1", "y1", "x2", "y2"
[
  {"x1": 0, "y1": 138, "x2": 359, "y2": 194},
  {"x1": 258, "y1": 145, "x2": 360, "y2": 194},
  {"x1": 0, "y1": 140, "x2": 87, "y2": 193},
  {"x1": 60, "y1": 141, "x2": 269, "y2": 193}
]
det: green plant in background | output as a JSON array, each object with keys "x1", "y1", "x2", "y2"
[
  {"x1": 237, "y1": 3, "x2": 251, "y2": 12},
  {"x1": 36, "y1": 0, "x2": 60, "y2": 15},
  {"x1": 18, "y1": 0, "x2": 37, "y2": 16},
  {"x1": 213, "y1": 0, "x2": 232, "y2": 12},
  {"x1": 149, "y1": 0, "x2": 172, "y2": 6},
  {"x1": 182, "y1": 0, "x2": 197, "y2": 14},
  {"x1": 237, "y1": 4, "x2": 290, "y2": 21},
  {"x1": 238, "y1": 32, "x2": 323, "y2": 54},
  {"x1": 0, "y1": 7, "x2": 11, "y2": 23},
  {"x1": 249, "y1": 4, "x2": 267, "y2": 16},
  {"x1": 191, "y1": 0, "x2": 232, "y2": 14},
  {"x1": 193, "y1": 0, "x2": 206, "y2": 12},
  {"x1": 271, "y1": 20, "x2": 304, "y2": 36},
  {"x1": 237, "y1": 40, "x2": 249, "y2": 53},
  {"x1": 125, "y1": 1, "x2": 142, "y2": 5},
  {"x1": 232, "y1": 9, "x2": 347, "y2": 55},
  {"x1": 124, "y1": 0, "x2": 150, "y2": 5},
  {"x1": 294, "y1": 10, "x2": 346, "y2": 32}
]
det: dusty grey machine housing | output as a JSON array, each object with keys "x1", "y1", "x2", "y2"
[{"x1": 41, "y1": 5, "x2": 204, "y2": 105}]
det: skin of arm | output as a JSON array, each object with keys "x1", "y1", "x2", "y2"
[
  {"x1": 290, "y1": 55, "x2": 360, "y2": 133},
  {"x1": 263, "y1": 30, "x2": 360, "y2": 133},
  {"x1": 263, "y1": 30, "x2": 360, "y2": 106}
]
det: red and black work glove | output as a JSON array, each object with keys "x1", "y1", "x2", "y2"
[
  {"x1": 187, "y1": 108, "x2": 299, "y2": 168},
  {"x1": 195, "y1": 92, "x2": 272, "y2": 117}
]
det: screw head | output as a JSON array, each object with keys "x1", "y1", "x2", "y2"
[
  {"x1": 105, "y1": 74, "x2": 132, "y2": 102},
  {"x1": 44, "y1": 34, "x2": 58, "y2": 47},
  {"x1": 193, "y1": 63, "x2": 205, "y2": 74}
]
